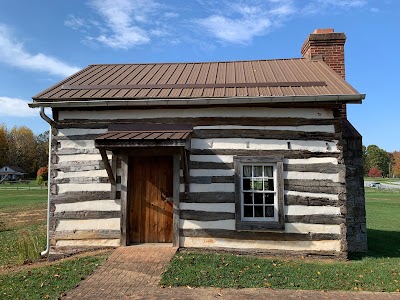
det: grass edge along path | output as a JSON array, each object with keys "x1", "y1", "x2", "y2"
[{"x1": 0, "y1": 253, "x2": 109, "y2": 300}]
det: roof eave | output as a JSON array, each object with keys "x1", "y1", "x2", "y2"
[{"x1": 29, "y1": 94, "x2": 366, "y2": 108}]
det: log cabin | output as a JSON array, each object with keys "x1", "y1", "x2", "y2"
[{"x1": 30, "y1": 28, "x2": 367, "y2": 259}]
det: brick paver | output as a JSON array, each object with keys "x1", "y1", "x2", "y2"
[{"x1": 63, "y1": 246, "x2": 400, "y2": 300}]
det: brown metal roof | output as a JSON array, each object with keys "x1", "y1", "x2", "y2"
[
  {"x1": 95, "y1": 124, "x2": 192, "y2": 141},
  {"x1": 32, "y1": 58, "x2": 361, "y2": 102},
  {"x1": 96, "y1": 130, "x2": 191, "y2": 141}
]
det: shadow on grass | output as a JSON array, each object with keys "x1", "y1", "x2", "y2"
[{"x1": 349, "y1": 229, "x2": 400, "y2": 260}]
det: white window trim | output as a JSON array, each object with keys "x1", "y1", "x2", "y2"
[
  {"x1": 240, "y1": 163, "x2": 278, "y2": 222},
  {"x1": 234, "y1": 156, "x2": 284, "y2": 231}
]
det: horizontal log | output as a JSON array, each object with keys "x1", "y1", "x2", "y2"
[
  {"x1": 193, "y1": 129, "x2": 338, "y2": 141},
  {"x1": 286, "y1": 215, "x2": 345, "y2": 225},
  {"x1": 181, "y1": 210, "x2": 235, "y2": 221},
  {"x1": 180, "y1": 229, "x2": 341, "y2": 241},
  {"x1": 55, "y1": 177, "x2": 110, "y2": 184},
  {"x1": 51, "y1": 191, "x2": 112, "y2": 204},
  {"x1": 57, "y1": 117, "x2": 337, "y2": 128},
  {"x1": 54, "y1": 160, "x2": 105, "y2": 172},
  {"x1": 51, "y1": 229, "x2": 120, "y2": 240},
  {"x1": 180, "y1": 176, "x2": 234, "y2": 184},
  {"x1": 57, "y1": 148, "x2": 100, "y2": 155},
  {"x1": 284, "y1": 163, "x2": 343, "y2": 174},
  {"x1": 180, "y1": 192, "x2": 235, "y2": 203},
  {"x1": 285, "y1": 195, "x2": 341, "y2": 206},
  {"x1": 190, "y1": 149, "x2": 341, "y2": 159},
  {"x1": 190, "y1": 161, "x2": 234, "y2": 170},
  {"x1": 54, "y1": 210, "x2": 120, "y2": 220},
  {"x1": 285, "y1": 179, "x2": 345, "y2": 194}
]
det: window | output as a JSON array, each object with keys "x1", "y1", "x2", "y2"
[{"x1": 234, "y1": 157, "x2": 284, "y2": 231}]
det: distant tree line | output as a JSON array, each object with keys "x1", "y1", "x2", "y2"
[
  {"x1": 0, "y1": 125, "x2": 49, "y2": 178},
  {"x1": 363, "y1": 145, "x2": 400, "y2": 178}
]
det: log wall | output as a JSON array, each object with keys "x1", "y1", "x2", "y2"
[{"x1": 50, "y1": 106, "x2": 355, "y2": 256}]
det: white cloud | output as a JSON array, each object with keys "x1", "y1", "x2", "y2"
[
  {"x1": 86, "y1": 0, "x2": 168, "y2": 49},
  {"x1": 194, "y1": 1, "x2": 295, "y2": 44},
  {"x1": 194, "y1": 0, "x2": 369, "y2": 44},
  {"x1": 0, "y1": 24, "x2": 80, "y2": 77},
  {"x1": 64, "y1": 15, "x2": 86, "y2": 30},
  {"x1": 196, "y1": 15, "x2": 271, "y2": 45},
  {"x1": 0, "y1": 97, "x2": 38, "y2": 117},
  {"x1": 316, "y1": 0, "x2": 367, "y2": 8}
]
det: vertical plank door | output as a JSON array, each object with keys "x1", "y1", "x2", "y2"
[{"x1": 128, "y1": 156, "x2": 173, "y2": 243}]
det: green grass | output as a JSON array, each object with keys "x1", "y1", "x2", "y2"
[
  {"x1": 0, "y1": 254, "x2": 108, "y2": 300},
  {"x1": 364, "y1": 188, "x2": 400, "y2": 258},
  {"x1": 0, "y1": 189, "x2": 47, "y2": 209},
  {"x1": 0, "y1": 189, "x2": 47, "y2": 265},
  {"x1": 0, "y1": 188, "x2": 110, "y2": 300},
  {"x1": 0, "y1": 224, "x2": 46, "y2": 266},
  {"x1": 161, "y1": 188, "x2": 400, "y2": 292}
]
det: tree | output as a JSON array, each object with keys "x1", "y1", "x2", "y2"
[
  {"x1": 34, "y1": 131, "x2": 49, "y2": 171},
  {"x1": 362, "y1": 145, "x2": 370, "y2": 176},
  {"x1": 365, "y1": 145, "x2": 392, "y2": 177},
  {"x1": 0, "y1": 125, "x2": 8, "y2": 167},
  {"x1": 368, "y1": 167, "x2": 382, "y2": 178},
  {"x1": 392, "y1": 151, "x2": 400, "y2": 178},
  {"x1": 6, "y1": 126, "x2": 38, "y2": 175}
]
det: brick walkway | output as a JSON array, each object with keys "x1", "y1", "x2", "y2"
[{"x1": 63, "y1": 246, "x2": 400, "y2": 300}]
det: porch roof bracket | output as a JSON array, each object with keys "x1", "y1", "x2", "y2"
[
  {"x1": 181, "y1": 147, "x2": 190, "y2": 195},
  {"x1": 98, "y1": 148, "x2": 116, "y2": 185}
]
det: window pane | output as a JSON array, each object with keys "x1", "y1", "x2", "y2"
[
  {"x1": 264, "y1": 166, "x2": 273, "y2": 177},
  {"x1": 243, "y1": 166, "x2": 252, "y2": 177},
  {"x1": 265, "y1": 206, "x2": 274, "y2": 217},
  {"x1": 243, "y1": 192, "x2": 253, "y2": 204},
  {"x1": 243, "y1": 178, "x2": 251, "y2": 190},
  {"x1": 265, "y1": 193, "x2": 274, "y2": 204},
  {"x1": 254, "y1": 193, "x2": 263, "y2": 204},
  {"x1": 244, "y1": 205, "x2": 253, "y2": 217},
  {"x1": 254, "y1": 166, "x2": 263, "y2": 177},
  {"x1": 254, "y1": 206, "x2": 264, "y2": 217},
  {"x1": 253, "y1": 179, "x2": 263, "y2": 190},
  {"x1": 264, "y1": 179, "x2": 274, "y2": 191}
]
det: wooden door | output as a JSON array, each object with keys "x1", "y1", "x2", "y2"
[{"x1": 128, "y1": 156, "x2": 173, "y2": 243}]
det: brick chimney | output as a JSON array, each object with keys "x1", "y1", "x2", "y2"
[{"x1": 301, "y1": 28, "x2": 347, "y2": 118}]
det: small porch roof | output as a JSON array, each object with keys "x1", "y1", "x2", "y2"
[{"x1": 94, "y1": 124, "x2": 192, "y2": 186}]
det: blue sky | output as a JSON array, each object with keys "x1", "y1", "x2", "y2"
[{"x1": 0, "y1": 0, "x2": 398, "y2": 152}]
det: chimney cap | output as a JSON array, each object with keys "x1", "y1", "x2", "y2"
[{"x1": 313, "y1": 28, "x2": 334, "y2": 34}]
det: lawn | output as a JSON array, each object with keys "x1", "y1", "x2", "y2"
[
  {"x1": 0, "y1": 189, "x2": 48, "y2": 266},
  {"x1": 0, "y1": 188, "x2": 110, "y2": 299},
  {"x1": 161, "y1": 188, "x2": 400, "y2": 292},
  {"x1": 0, "y1": 254, "x2": 108, "y2": 300}
]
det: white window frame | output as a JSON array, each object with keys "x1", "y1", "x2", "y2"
[
  {"x1": 240, "y1": 163, "x2": 279, "y2": 222},
  {"x1": 234, "y1": 156, "x2": 284, "y2": 231}
]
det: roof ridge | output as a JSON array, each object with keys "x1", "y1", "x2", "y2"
[{"x1": 87, "y1": 58, "x2": 306, "y2": 67}]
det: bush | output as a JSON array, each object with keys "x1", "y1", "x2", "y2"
[
  {"x1": 37, "y1": 167, "x2": 48, "y2": 181},
  {"x1": 36, "y1": 175, "x2": 43, "y2": 186},
  {"x1": 16, "y1": 229, "x2": 46, "y2": 264},
  {"x1": 368, "y1": 167, "x2": 382, "y2": 177}
]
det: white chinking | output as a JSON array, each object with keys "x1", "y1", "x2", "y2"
[
  {"x1": 181, "y1": 237, "x2": 341, "y2": 252},
  {"x1": 55, "y1": 200, "x2": 120, "y2": 212},
  {"x1": 191, "y1": 138, "x2": 338, "y2": 152},
  {"x1": 285, "y1": 205, "x2": 340, "y2": 215},
  {"x1": 180, "y1": 203, "x2": 235, "y2": 213},
  {"x1": 56, "y1": 218, "x2": 120, "y2": 231}
]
